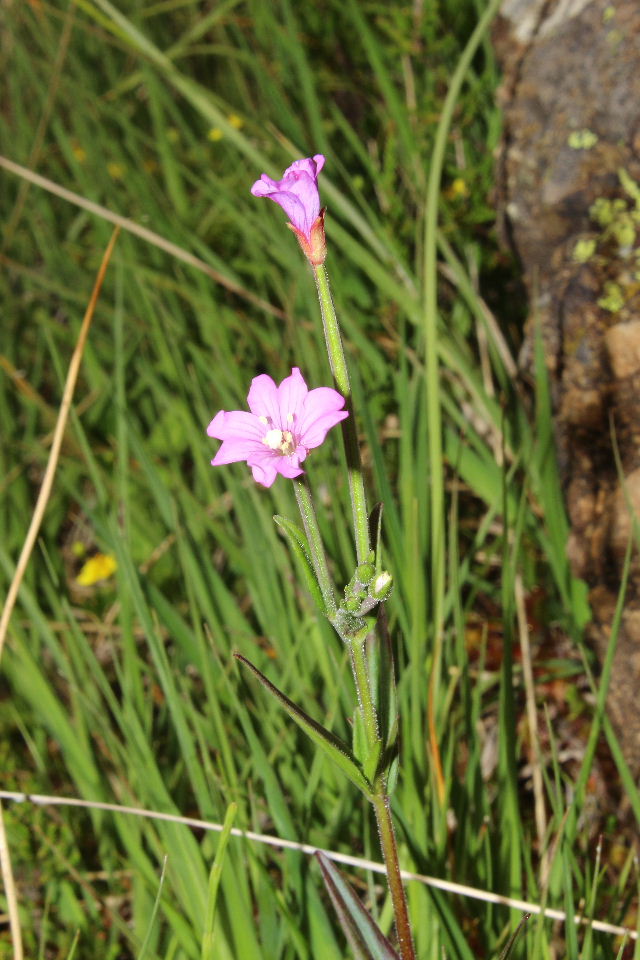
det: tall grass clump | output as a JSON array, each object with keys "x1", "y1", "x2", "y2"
[{"x1": 1, "y1": 1, "x2": 638, "y2": 958}]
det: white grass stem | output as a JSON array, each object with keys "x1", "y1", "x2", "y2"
[
  {"x1": 0, "y1": 790, "x2": 634, "y2": 943},
  {"x1": 0, "y1": 802, "x2": 23, "y2": 960}
]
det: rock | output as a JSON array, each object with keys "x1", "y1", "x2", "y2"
[
  {"x1": 609, "y1": 469, "x2": 640, "y2": 568},
  {"x1": 494, "y1": 0, "x2": 640, "y2": 771},
  {"x1": 605, "y1": 322, "x2": 640, "y2": 380}
]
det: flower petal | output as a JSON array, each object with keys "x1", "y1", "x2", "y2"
[
  {"x1": 246, "y1": 373, "x2": 284, "y2": 427},
  {"x1": 287, "y1": 155, "x2": 325, "y2": 178},
  {"x1": 276, "y1": 460, "x2": 305, "y2": 479},
  {"x1": 276, "y1": 367, "x2": 308, "y2": 429},
  {"x1": 247, "y1": 453, "x2": 279, "y2": 487},
  {"x1": 300, "y1": 410, "x2": 349, "y2": 449},
  {"x1": 297, "y1": 386, "x2": 348, "y2": 447},
  {"x1": 250, "y1": 155, "x2": 325, "y2": 238},
  {"x1": 255, "y1": 188, "x2": 311, "y2": 235},
  {"x1": 250, "y1": 174, "x2": 281, "y2": 194},
  {"x1": 208, "y1": 410, "x2": 267, "y2": 465},
  {"x1": 207, "y1": 409, "x2": 264, "y2": 442},
  {"x1": 212, "y1": 437, "x2": 264, "y2": 466}
]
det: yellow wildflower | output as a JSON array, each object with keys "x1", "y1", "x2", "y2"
[
  {"x1": 76, "y1": 553, "x2": 117, "y2": 587},
  {"x1": 446, "y1": 178, "x2": 469, "y2": 200},
  {"x1": 107, "y1": 161, "x2": 125, "y2": 180},
  {"x1": 72, "y1": 143, "x2": 87, "y2": 164}
]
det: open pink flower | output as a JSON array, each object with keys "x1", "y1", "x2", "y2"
[
  {"x1": 251, "y1": 156, "x2": 327, "y2": 264},
  {"x1": 207, "y1": 367, "x2": 348, "y2": 488}
]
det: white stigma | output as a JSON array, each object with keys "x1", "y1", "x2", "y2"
[
  {"x1": 264, "y1": 428, "x2": 284, "y2": 450},
  {"x1": 262, "y1": 428, "x2": 296, "y2": 456}
]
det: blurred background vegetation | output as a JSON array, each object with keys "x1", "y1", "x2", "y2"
[{"x1": 1, "y1": 1, "x2": 636, "y2": 957}]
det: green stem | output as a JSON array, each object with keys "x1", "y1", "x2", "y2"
[
  {"x1": 372, "y1": 792, "x2": 416, "y2": 960},
  {"x1": 313, "y1": 213, "x2": 413, "y2": 955},
  {"x1": 349, "y1": 633, "x2": 415, "y2": 955},
  {"x1": 293, "y1": 477, "x2": 336, "y2": 616},
  {"x1": 349, "y1": 634, "x2": 379, "y2": 754},
  {"x1": 313, "y1": 263, "x2": 370, "y2": 564}
]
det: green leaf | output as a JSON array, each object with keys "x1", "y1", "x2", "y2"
[
  {"x1": 202, "y1": 802, "x2": 238, "y2": 960},
  {"x1": 137, "y1": 856, "x2": 168, "y2": 960},
  {"x1": 352, "y1": 704, "x2": 368, "y2": 766},
  {"x1": 496, "y1": 914, "x2": 530, "y2": 959},
  {"x1": 234, "y1": 654, "x2": 372, "y2": 797},
  {"x1": 273, "y1": 514, "x2": 325, "y2": 612},
  {"x1": 368, "y1": 608, "x2": 399, "y2": 787},
  {"x1": 368, "y1": 502, "x2": 384, "y2": 573},
  {"x1": 614, "y1": 933, "x2": 630, "y2": 959},
  {"x1": 315, "y1": 851, "x2": 401, "y2": 960},
  {"x1": 365, "y1": 505, "x2": 399, "y2": 786}
]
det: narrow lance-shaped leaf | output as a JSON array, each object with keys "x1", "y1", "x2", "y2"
[
  {"x1": 368, "y1": 502, "x2": 384, "y2": 577},
  {"x1": 234, "y1": 654, "x2": 371, "y2": 797},
  {"x1": 367, "y1": 504, "x2": 399, "y2": 788},
  {"x1": 497, "y1": 914, "x2": 530, "y2": 960},
  {"x1": 273, "y1": 514, "x2": 325, "y2": 612},
  {"x1": 315, "y1": 851, "x2": 401, "y2": 960},
  {"x1": 368, "y1": 606, "x2": 399, "y2": 790}
]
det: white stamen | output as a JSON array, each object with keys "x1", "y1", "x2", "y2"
[{"x1": 279, "y1": 430, "x2": 295, "y2": 456}]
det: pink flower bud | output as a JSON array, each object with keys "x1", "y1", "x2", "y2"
[{"x1": 251, "y1": 155, "x2": 327, "y2": 264}]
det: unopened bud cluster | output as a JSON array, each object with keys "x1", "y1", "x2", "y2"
[
  {"x1": 341, "y1": 552, "x2": 393, "y2": 618},
  {"x1": 332, "y1": 555, "x2": 393, "y2": 643}
]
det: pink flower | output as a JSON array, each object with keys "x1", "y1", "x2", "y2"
[
  {"x1": 207, "y1": 367, "x2": 348, "y2": 488},
  {"x1": 251, "y1": 155, "x2": 327, "y2": 264},
  {"x1": 251, "y1": 155, "x2": 325, "y2": 237}
]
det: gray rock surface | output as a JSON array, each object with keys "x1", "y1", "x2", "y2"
[{"x1": 494, "y1": 0, "x2": 640, "y2": 773}]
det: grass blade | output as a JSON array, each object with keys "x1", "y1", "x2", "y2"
[
  {"x1": 201, "y1": 803, "x2": 238, "y2": 960},
  {"x1": 137, "y1": 856, "x2": 168, "y2": 960}
]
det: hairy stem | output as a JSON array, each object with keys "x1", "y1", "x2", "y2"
[
  {"x1": 293, "y1": 477, "x2": 337, "y2": 615},
  {"x1": 372, "y1": 792, "x2": 416, "y2": 960},
  {"x1": 313, "y1": 263, "x2": 370, "y2": 564},
  {"x1": 349, "y1": 633, "x2": 380, "y2": 756}
]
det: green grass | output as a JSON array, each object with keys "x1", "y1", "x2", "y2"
[{"x1": 0, "y1": 1, "x2": 636, "y2": 957}]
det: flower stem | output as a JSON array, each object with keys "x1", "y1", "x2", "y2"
[
  {"x1": 314, "y1": 256, "x2": 414, "y2": 956},
  {"x1": 313, "y1": 263, "x2": 370, "y2": 564},
  {"x1": 372, "y1": 792, "x2": 416, "y2": 960},
  {"x1": 293, "y1": 477, "x2": 336, "y2": 616}
]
